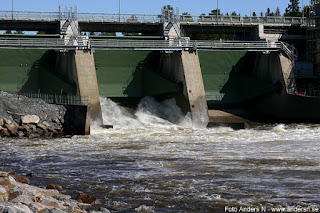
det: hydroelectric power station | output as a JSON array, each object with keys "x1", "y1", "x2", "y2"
[{"x1": 0, "y1": 5, "x2": 319, "y2": 134}]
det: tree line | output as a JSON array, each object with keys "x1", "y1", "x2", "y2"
[{"x1": 180, "y1": 0, "x2": 314, "y2": 18}]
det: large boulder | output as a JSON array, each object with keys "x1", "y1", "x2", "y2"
[
  {"x1": 3, "y1": 118, "x2": 12, "y2": 125},
  {"x1": 0, "y1": 185, "x2": 8, "y2": 202},
  {"x1": 0, "y1": 172, "x2": 9, "y2": 177},
  {"x1": 0, "y1": 202, "x2": 32, "y2": 213},
  {"x1": 9, "y1": 172, "x2": 30, "y2": 184},
  {"x1": 0, "y1": 170, "x2": 111, "y2": 213},
  {"x1": 0, "y1": 127, "x2": 10, "y2": 137},
  {"x1": 1, "y1": 176, "x2": 16, "y2": 191},
  {"x1": 8, "y1": 188, "x2": 24, "y2": 201},
  {"x1": 5, "y1": 122, "x2": 19, "y2": 135},
  {"x1": 21, "y1": 115, "x2": 40, "y2": 124},
  {"x1": 46, "y1": 184, "x2": 63, "y2": 191},
  {"x1": 76, "y1": 193, "x2": 102, "y2": 205}
]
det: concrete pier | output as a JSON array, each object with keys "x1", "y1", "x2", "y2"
[
  {"x1": 56, "y1": 50, "x2": 103, "y2": 128},
  {"x1": 160, "y1": 50, "x2": 209, "y2": 127},
  {"x1": 253, "y1": 52, "x2": 295, "y2": 94},
  {"x1": 74, "y1": 50, "x2": 103, "y2": 125},
  {"x1": 181, "y1": 50, "x2": 209, "y2": 127},
  {"x1": 279, "y1": 55, "x2": 296, "y2": 94}
]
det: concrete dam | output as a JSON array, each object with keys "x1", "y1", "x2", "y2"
[
  {"x1": 0, "y1": 6, "x2": 310, "y2": 133},
  {"x1": 0, "y1": 42, "x2": 295, "y2": 129}
]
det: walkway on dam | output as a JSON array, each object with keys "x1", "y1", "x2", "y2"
[
  {"x1": 0, "y1": 37, "x2": 297, "y2": 61},
  {"x1": 0, "y1": 37, "x2": 286, "y2": 51}
]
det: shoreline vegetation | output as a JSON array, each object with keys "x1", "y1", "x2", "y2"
[{"x1": 0, "y1": 171, "x2": 110, "y2": 213}]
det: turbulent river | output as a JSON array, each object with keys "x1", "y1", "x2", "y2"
[{"x1": 1, "y1": 97, "x2": 320, "y2": 212}]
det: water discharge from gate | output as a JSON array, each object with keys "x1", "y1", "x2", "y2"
[{"x1": 99, "y1": 96, "x2": 192, "y2": 127}]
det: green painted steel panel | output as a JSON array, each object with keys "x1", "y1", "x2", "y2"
[
  {"x1": 143, "y1": 67, "x2": 180, "y2": 96},
  {"x1": 0, "y1": 49, "x2": 76, "y2": 94},
  {"x1": 94, "y1": 50, "x2": 179, "y2": 98},
  {"x1": 38, "y1": 67, "x2": 76, "y2": 94},
  {"x1": 199, "y1": 51, "x2": 277, "y2": 106},
  {"x1": 95, "y1": 50, "x2": 151, "y2": 67},
  {"x1": 94, "y1": 50, "x2": 149, "y2": 97},
  {"x1": 0, "y1": 49, "x2": 46, "y2": 93},
  {"x1": 0, "y1": 49, "x2": 47, "y2": 66}
]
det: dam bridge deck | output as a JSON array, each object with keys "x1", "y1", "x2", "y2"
[{"x1": 0, "y1": 37, "x2": 286, "y2": 52}]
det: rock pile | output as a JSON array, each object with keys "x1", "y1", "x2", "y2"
[
  {"x1": 0, "y1": 92, "x2": 66, "y2": 138},
  {"x1": 0, "y1": 171, "x2": 110, "y2": 213}
]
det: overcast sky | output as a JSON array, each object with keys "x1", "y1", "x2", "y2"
[{"x1": 1, "y1": 0, "x2": 309, "y2": 16}]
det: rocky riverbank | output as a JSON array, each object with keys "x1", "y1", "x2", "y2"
[
  {"x1": 0, "y1": 91, "x2": 66, "y2": 138},
  {"x1": 0, "y1": 171, "x2": 110, "y2": 213}
]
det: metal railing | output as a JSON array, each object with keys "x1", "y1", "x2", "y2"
[
  {"x1": 21, "y1": 93, "x2": 89, "y2": 105},
  {"x1": 0, "y1": 10, "x2": 60, "y2": 20},
  {"x1": 0, "y1": 37, "x2": 89, "y2": 49},
  {"x1": 0, "y1": 10, "x2": 314, "y2": 26},
  {"x1": 179, "y1": 15, "x2": 312, "y2": 26},
  {"x1": 0, "y1": 37, "x2": 297, "y2": 55},
  {"x1": 77, "y1": 13, "x2": 162, "y2": 23},
  {"x1": 89, "y1": 39, "x2": 283, "y2": 51},
  {"x1": 195, "y1": 40, "x2": 281, "y2": 50},
  {"x1": 90, "y1": 39, "x2": 192, "y2": 50},
  {"x1": 280, "y1": 42, "x2": 298, "y2": 61}
]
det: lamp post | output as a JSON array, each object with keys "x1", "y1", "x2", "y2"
[
  {"x1": 12, "y1": 0, "x2": 13, "y2": 19},
  {"x1": 216, "y1": 0, "x2": 218, "y2": 24},
  {"x1": 302, "y1": 0, "x2": 304, "y2": 24},
  {"x1": 119, "y1": 0, "x2": 120, "y2": 22}
]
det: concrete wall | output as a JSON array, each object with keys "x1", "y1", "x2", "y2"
[{"x1": 63, "y1": 104, "x2": 90, "y2": 135}]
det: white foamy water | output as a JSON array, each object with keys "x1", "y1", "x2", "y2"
[
  {"x1": 1, "y1": 97, "x2": 320, "y2": 212},
  {"x1": 100, "y1": 96, "x2": 192, "y2": 127}
]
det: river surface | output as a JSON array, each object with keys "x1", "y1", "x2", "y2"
[{"x1": 1, "y1": 97, "x2": 320, "y2": 212}]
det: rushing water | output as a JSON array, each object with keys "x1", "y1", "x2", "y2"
[{"x1": 1, "y1": 97, "x2": 320, "y2": 213}]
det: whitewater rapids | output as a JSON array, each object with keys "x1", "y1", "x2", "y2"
[{"x1": 1, "y1": 97, "x2": 320, "y2": 212}]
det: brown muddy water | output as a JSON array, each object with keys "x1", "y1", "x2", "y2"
[{"x1": 1, "y1": 97, "x2": 320, "y2": 213}]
